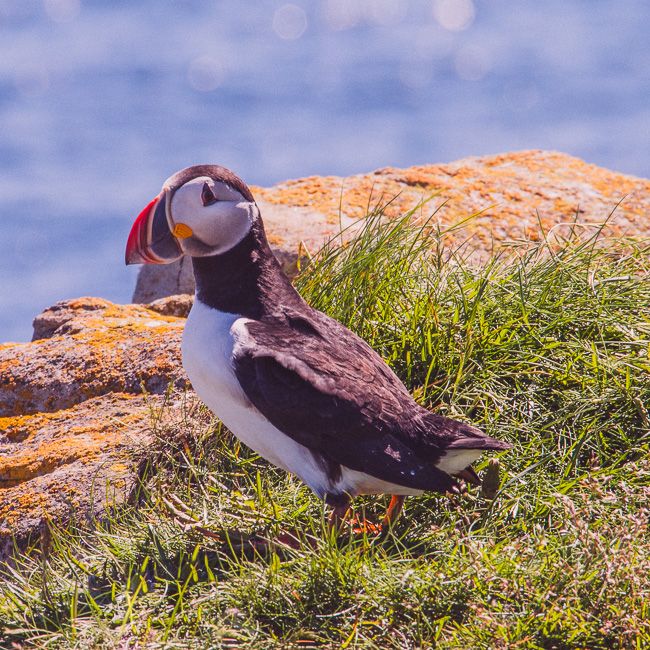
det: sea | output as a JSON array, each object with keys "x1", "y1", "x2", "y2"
[{"x1": 1, "y1": 0, "x2": 649, "y2": 341}]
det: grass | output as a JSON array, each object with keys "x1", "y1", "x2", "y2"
[{"x1": 1, "y1": 202, "x2": 649, "y2": 649}]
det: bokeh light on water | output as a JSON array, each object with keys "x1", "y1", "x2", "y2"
[
  {"x1": 187, "y1": 56, "x2": 226, "y2": 93},
  {"x1": 0, "y1": 0, "x2": 648, "y2": 341},
  {"x1": 272, "y1": 4, "x2": 308, "y2": 41},
  {"x1": 432, "y1": 0, "x2": 475, "y2": 32}
]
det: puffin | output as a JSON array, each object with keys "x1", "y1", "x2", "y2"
[{"x1": 125, "y1": 165, "x2": 511, "y2": 530}]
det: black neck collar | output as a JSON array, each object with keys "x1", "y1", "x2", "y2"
[{"x1": 191, "y1": 219, "x2": 302, "y2": 320}]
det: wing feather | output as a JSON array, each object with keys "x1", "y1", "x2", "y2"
[{"x1": 231, "y1": 313, "x2": 506, "y2": 492}]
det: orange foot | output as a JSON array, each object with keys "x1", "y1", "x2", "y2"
[{"x1": 349, "y1": 515, "x2": 383, "y2": 535}]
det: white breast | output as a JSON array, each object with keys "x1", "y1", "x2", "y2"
[{"x1": 182, "y1": 300, "x2": 332, "y2": 496}]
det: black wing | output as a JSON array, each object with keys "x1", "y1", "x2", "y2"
[{"x1": 231, "y1": 312, "x2": 502, "y2": 492}]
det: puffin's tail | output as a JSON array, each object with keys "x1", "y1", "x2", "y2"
[
  {"x1": 424, "y1": 411, "x2": 512, "y2": 452},
  {"x1": 446, "y1": 431, "x2": 512, "y2": 451},
  {"x1": 423, "y1": 413, "x2": 512, "y2": 486},
  {"x1": 444, "y1": 429, "x2": 510, "y2": 487}
]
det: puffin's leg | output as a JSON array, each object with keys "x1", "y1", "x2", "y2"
[
  {"x1": 328, "y1": 493, "x2": 352, "y2": 530},
  {"x1": 381, "y1": 495, "x2": 405, "y2": 528}
]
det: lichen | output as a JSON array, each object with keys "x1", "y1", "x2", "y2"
[{"x1": 255, "y1": 150, "x2": 650, "y2": 250}]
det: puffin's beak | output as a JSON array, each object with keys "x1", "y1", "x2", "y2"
[{"x1": 125, "y1": 193, "x2": 182, "y2": 265}]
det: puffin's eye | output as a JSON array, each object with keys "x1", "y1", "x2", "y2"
[{"x1": 201, "y1": 182, "x2": 217, "y2": 207}]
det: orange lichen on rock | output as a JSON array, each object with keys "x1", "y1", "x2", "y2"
[
  {"x1": 0, "y1": 393, "x2": 153, "y2": 487},
  {"x1": 255, "y1": 150, "x2": 650, "y2": 252},
  {"x1": 0, "y1": 388, "x2": 182, "y2": 549},
  {"x1": 0, "y1": 298, "x2": 190, "y2": 557},
  {"x1": 1, "y1": 299, "x2": 186, "y2": 417}
]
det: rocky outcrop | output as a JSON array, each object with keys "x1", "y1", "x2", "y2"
[
  {"x1": 1, "y1": 393, "x2": 158, "y2": 556},
  {"x1": 0, "y1": 298, "x2": 189, "y2": 558},
  {"x1": 2, "y1": 298, "x2": 185, "y2": 417},
  {"x1": 133, "y1": 150, "x2": 650, "y2": 301}
]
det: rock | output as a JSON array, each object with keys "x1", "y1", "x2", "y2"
[
  {"x1": 132, "y1": 255, "x2": 195, "y2": 304},
  {"x1": 1, "y1": 393, "x2": 159, "y2": 556},
  {"x1": 32, "y1": 296, "x2": 111, "y2": 342},
  {"x1": 132, "y1": 150, "x2": 650, "y2": 301},
  {"x1": 146, "y1": 294, "x2": 194, "y2": 318},
  {"x1": 1, "y1": 299, "x2": 188, "y2": 558},
  {"x1": 3, "y1": 300, "x2": 185, "y2": 417}
]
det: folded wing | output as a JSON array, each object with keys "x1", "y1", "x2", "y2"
[{"x1": 232, "y1": 313, "x2": 508, "y2": 492}]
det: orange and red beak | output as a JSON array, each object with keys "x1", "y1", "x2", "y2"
[{"x1": 125, "y1": 192, "x2": 183, "y2": 265}]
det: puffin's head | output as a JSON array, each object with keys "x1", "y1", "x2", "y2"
[{"x1": 125, "y1": 164, "x2": 258, "y2": 265}]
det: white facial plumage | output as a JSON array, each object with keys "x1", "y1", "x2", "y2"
[{"x1": 167, "y1": 175, "x2": 258, "y2": 256}]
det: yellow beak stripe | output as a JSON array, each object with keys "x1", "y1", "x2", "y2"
[{"x1": 173, "y1": 223, "x2": 193, "y2": 239}]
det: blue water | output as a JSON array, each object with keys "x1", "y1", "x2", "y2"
[{"x1": 1, "y1": 0, "x2": 649, "y2": 341}]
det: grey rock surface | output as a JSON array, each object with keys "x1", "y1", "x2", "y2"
[{"x1": 132, "y1": 256, "x2": 195, "y2": 304}]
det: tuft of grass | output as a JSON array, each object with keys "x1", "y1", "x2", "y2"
[{"x1": 1, "y1": 202, "x2": 649, "y2": 649}]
